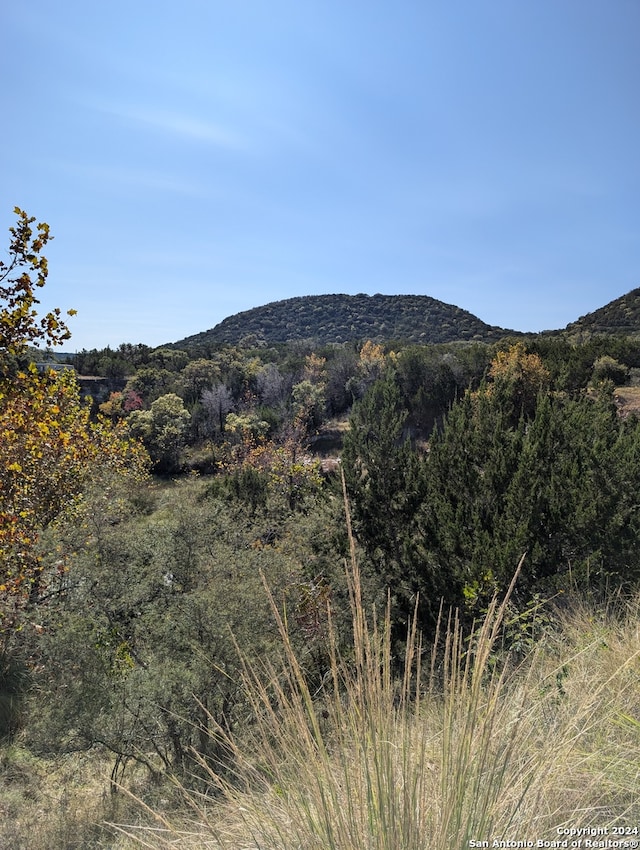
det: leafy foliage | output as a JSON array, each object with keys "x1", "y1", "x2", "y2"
[
  {"x1": 0, "y1": 209, "x2": 148, "y2": 634},
  {"x1": 1, "y1": 369, "x2": 147, "y2": 621},
  {"x1": 127, "y1": 393, "x2": 191, "y2": 473},
  {"x1": 21, "y1": 470, "x2": 345, "y2": 783},
  {"x1": 485, "y1": 341, "x2": 550, "y2": 420},
  {"x1": 590, "y1": 354, "x2": 629, "y2": 387},
  {"x1": 0, "y1": 207, "x2": 76, "y2": 359}
]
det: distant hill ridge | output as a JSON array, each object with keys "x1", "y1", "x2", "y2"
[
  {"x1": 564, "y1": 287, "x2": 640, "y2": 337},
  {"x1": 171, "y1": 288, "x2": 640, "y2": 350},
  {"x1": 173, "y1": 293, "x2": 515, "y2": 348}
]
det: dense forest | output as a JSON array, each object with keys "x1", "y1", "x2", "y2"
[{"x1": 4, "y1": 209, "x2": 640, "y2": 847}]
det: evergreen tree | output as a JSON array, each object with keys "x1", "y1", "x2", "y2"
[
  {"x1": 418, "y1": 384, "x2": 526, "y2": 609},
  {"x1": 342, "y1": 376, "x2": 433, "y2": 635},
  {"x1": 420, "y1": 384, "x2": 640, "y2": 613}
]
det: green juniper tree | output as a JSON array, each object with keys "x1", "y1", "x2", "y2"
[
  {"x1": 420, "y1": 371, "x2": 640, "y2": 612},
  {"x1": 342, "y1": 376, "x2": 436, "y2": 636}
]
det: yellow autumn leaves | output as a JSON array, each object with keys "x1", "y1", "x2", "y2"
[{"x1": 1, "y1": 209, "x2": 149, "y2": 630}]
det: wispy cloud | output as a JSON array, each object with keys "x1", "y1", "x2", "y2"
[{"x1": 92, "y1": 102, "x2": 249, "y2": 151}]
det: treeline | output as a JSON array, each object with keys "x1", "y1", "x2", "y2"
[
  {"x1": 68, "y1": 339, "x2": 492, "y2": 474},
  {"x1": 66, "y1": 333, "x2": 640, "y2": 478}
]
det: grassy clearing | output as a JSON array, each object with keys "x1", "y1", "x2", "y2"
[{"x1": 112, "y1": 504, "x2": 640, "y2": 849}]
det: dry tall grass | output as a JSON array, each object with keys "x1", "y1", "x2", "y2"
[
  {"x1": 0, "y1": 747, "x2": 150, "y2": 850},
  {"x1": 112, "y1": 485, "x2": 640, "y2": 850}
]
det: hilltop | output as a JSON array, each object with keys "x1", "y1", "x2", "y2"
[
  {"x1": 169, "y1": 288, "x2": 640, "y2": 350},
  {"x1": 172, "y1": 293, "x2": 515, "y2": 348}
]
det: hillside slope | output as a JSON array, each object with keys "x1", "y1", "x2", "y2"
[
  {"x1": 173, "y1": 293, "x2": 514, "y2": 348},
  {"x1": 564, "y1": 287, "x2": 640, "y2": 337}
]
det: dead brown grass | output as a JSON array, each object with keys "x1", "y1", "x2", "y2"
[{"x1": 614, "y1": 385, "x2": 640, "y2": 418}]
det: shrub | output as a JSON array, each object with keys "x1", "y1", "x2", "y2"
[{"x1": 115, "y1": 513, "x2": 640, "y2": 849}]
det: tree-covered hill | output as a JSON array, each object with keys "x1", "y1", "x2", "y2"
[
  {"x1": 563, "y1": 287, "x2": 640, "y2": 337},
  {"x1": 172, "y1": 293, "x2": 516, "y2": 348}
]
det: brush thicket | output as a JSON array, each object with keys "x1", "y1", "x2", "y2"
[{"x1": 114, "y1": 482, "x2": 640, "y2": 850}]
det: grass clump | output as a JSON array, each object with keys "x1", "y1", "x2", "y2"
[{"x1": 114, "y1": 492, "x2": 640, "y2": 849}]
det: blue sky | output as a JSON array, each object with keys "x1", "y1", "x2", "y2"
[{"x1": 2, "y1": 1, "x2": 639, "y2": 350}]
